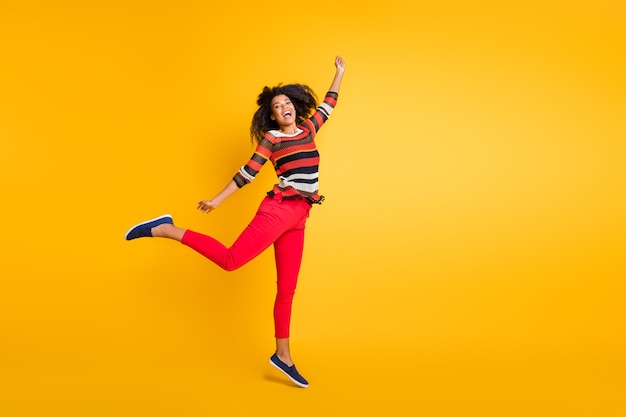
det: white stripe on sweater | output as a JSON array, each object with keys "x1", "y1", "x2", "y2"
[
  {"x1": 318, "y1": 102, "x2": 333, "y2": 118},
  {"x1": 238, "y1": 166, "x2": 255, "y2": 182},
  {"x1": 278, "y1": 177, "x2": 318, "y2": 193},
  {"x1": 281, "y1": 172, "x2": 318, "y2": 181}
]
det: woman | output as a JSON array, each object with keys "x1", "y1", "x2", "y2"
[{"x1": 125, "y1": 56, "x2": 346, "y2": 388}]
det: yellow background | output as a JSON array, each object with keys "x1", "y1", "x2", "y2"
[{"x1": 1, "y1": 0, "x2": 624, "y2": 416}]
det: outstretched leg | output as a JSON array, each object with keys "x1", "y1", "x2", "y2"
[
  {"x1": 180, "y1": 199, "x2": 295, "y2": 271},
  {"x1": 127, "y1": 196, "x2": 311, "y2": 273}
]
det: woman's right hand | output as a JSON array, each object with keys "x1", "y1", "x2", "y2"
[
  {"x1": 197, "y1": 200, "x2": 219, "y2": 214},
  {"x1": 198, "y1": 181, "x2": 239, "y2": 214}
]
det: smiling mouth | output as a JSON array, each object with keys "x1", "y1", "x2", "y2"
[{"x1": 283, "y1": 111, "x2": 292, "y2": 117}]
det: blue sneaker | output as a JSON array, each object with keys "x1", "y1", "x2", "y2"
[
  {"x1": 125, "y1": 214, "x2": 173, "y2": 240},
  {"x1": 269, "y1": 353, "x2": 309, "y2": 388}
]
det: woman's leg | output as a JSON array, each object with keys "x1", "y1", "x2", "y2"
[
  {"x1": 268, "y1": 216, "x2": 310, "y2": 387},
  {"x1": 131, "y1": 218, "x2": 273, "y2": 271},
  {"x1": 273, "y1": 220, "x2": 306, "y2": 366},
  {"x1": 181, "y1": 197, "x2": 310, "y2": 272}
]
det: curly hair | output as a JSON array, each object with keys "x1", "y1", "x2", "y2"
[{"x1": 250, "y1": 83, "x2": 318, "y2": 143}]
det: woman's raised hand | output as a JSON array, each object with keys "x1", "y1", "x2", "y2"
[
  {"x1": 329, "y1": 56, "x2": 346, "y2": 93},
  {"x1": 335, "y1": 56, "x2": 346, "y2": 73}
]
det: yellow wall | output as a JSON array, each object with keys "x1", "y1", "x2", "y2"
[{"x1": 1, "y1": 1, "x2": 624, "y2": 416}]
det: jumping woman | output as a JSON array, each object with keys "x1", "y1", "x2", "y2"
[{"x1": 125, "y1": 56, "x2": 346, "y2": 387}]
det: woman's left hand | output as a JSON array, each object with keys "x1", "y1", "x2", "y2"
[{"x1": 335, "y1": 56, "x2": 346, "y2": 73}]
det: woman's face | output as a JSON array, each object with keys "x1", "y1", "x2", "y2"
[{"x1": 270, "y1": 94, "x2": 296, "y2": 127}]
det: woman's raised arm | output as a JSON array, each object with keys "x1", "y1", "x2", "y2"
[{"x1": 328, "y1": 56, "x2": 346, "y2": 94}]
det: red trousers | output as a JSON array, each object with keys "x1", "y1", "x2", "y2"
[{"x1": 180, "y1": 194, "x2": 311, "y2": 338}]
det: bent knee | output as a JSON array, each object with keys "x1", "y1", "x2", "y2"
[{"x1": 222, "y1": 263, "x2": 240, "y2": 272}]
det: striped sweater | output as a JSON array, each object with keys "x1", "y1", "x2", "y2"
[{"x1": 233, "y1": 91, "x2": 338, "y2": 204}]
